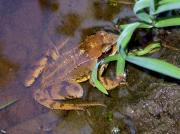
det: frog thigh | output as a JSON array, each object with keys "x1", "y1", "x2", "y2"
[{"x1": 40, "y1": 80, "x2": 83, "y2": 100}]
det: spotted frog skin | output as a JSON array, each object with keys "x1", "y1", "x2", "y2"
[{"x1": 25, "y1": 31, "x2": 123, "y2": 110}]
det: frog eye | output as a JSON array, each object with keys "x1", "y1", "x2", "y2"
[{"x1": 99, "y1": 31, "x2": 106, "y2": 36}]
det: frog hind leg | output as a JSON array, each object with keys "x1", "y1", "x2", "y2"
[{"x1": 34, "y1": 80, "x2": 105, "y2": 110}]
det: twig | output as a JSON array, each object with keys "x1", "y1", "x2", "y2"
[{"x1": 0, "y1": 99, "x2": 18, "y2": 110}]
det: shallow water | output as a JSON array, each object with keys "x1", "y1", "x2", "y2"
[
  {"x1": 0, "y1": 0, "x2": 179, "y2": 134},
  {"x1": 0, "y1": 0, "x2": 135, "y2": 133}
]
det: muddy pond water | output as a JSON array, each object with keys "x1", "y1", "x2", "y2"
[{"x1": 0, "y1": 0, "x2": 179, "y2": 134}]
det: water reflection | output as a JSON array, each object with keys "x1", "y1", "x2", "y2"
[
  {"x1": 0, "y1": 56, "x2": 19, "y2": 87},
  {"x1": 0, "y1": 43, "x2": 19, "y2": 87},
  {"x1": 93, "y1": 0, "x2": 121, "y2": 20},
  {"x1": 0, "y1": 0, "x2": 22, "y2": 15},
  {"x1": 0, "y1": 0, "x2": 135, "y2": 133},
  {"x1": 56, "y1": 13, "x2": 81, "y2": 36},
  {"x1": 38, "y1": 0, "x2": 59, "y2": 12}
]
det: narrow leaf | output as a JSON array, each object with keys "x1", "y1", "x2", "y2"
[
  {"x1": 133, "y1": 0, "x2": 152, "y2": 23},
  {"x1": 120, "y1": 23, "x2": 152, "y2": 29},
  {"x1": 136, "y1": 12, "x2": 153, "y2": 23},
  {"x1": 126, "y1": 55, "x2": 180, "y2": 79},
  {"x1": 129, "y1": 43, "x2": 161, "y2": 56},
  {"x1": 117, "y1": 22, "x2": 142, "y2": 56},
  {"x1": 154, "y1": 3, "x2": 180, "y2": 14},
  {"x1": 150, "y1": 0, "x2": 156, "y2": 15},
  {"x1": 91, "y1": 55, "x2": 121, "y2": 94},
  {"x1": 158, "y1": 0, "x2": 180, "y2": 6},
  {"x1": 155, "y1": 17, "x2": 180, "y2": 27},
  {"x1": 134, "y1": 0, "x2": 150, "y2": 14},
  {"x1": 91, "y1": 62, "x2": 108, "y2": 94},
  {"x1": 116, "y1": 54, "x2": 126, "y2": 76}
]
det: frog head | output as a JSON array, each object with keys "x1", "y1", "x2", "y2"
[{"x1": 80, "y1": 31, "x2": 118, "y2": 58}]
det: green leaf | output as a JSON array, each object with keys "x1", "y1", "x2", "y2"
[
  {"x1": 120, "y1": 23, "x2": 152, "y2": 29},
  {"x1": 155, "y1": 17, "x2": 180, "y2": 27},
  {"x1": 126, "y1": 55, "x2": 180, "y2": 79},
  {"x1": 91, "y1": 62, "x2": 108, "y2": 94},
  {"x1": 150, "y1": 0, "x2": 156, "y2": 15},
  {"x1": 158, "y1": 0, "x2": 180, "y2": 6},
  {"x1": 154, "y1": 2, "x2": 180, "y2": 14},
  {"x1": 117, "y1": 22, "x2": 153, "y2": 57},
  {"x1": 117, "y1": 22, "x2": 141, "y2": 56},
  {"x1": 129, "y1": 43, "x2": 161, "y2": 56},
  {"x1": 102, "y1": 55, "x2": 119, "y2": 63},
  {"x1": 136, "y1": 12, "x2": 153, "y2": 23},
  {"x1": 116, "y1": 55, "x2": 126, "y2": 76},
  {"x1": 91, "y1": 55, "x2": 121, "y2": 94},
  {"x1": 103, "y1": 54, "x2": 126, "y2": 80},
  {"x1": 134, "y1": 0, "x2": 150, "y2": 14},
  {"x1": 133, "y1": 0, "x2": 153, "y2": 23}
]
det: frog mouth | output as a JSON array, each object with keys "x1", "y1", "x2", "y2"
[
  {"x1": 102, "y1": 45, "x2": 112, "y2": 53},
  {"x1": 98, "y1": 45, "x2": 114, "y2": 61}
]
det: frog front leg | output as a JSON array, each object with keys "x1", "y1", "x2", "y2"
[
  {"x1": 25, "y1": 57, "x2": 48, "y2": 87},
  {"x1": 90, "y1": 62, "x2": 127, "y2": 91},
  {"x1": 34, "y1": 80, "x2": 105, "y2": 110},
  {"x1": 98, "y1": 62, "x2": 127, "y2": 90}
]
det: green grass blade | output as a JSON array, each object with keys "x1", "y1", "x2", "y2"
[
  {"x1": 116, "y1": 54, "x2": 126, "y2": 76},
  {"x1": 126, "y1": 55, "x2": 180, "y2": 79},
  {"x1": 154, "y1": 2, "x2": 180, "y2": 14},
  {"x1": 117, "y1": 22, "x2": 153, "y2": 57},
  {"x1": 155, "y1": 17, "x2": 180, "y2": 27},
  {"x1": 136, "y1": 12, "x2": 153, "y2": 23},
  {"x1": 133, "y1": 0, "x2": 152, "y2": 23},
  {"x1": 117, "y1": 22, "x2": 142, "y2": 56},
  {"x1": 129, "y1": 43, "x2": 161, "y2": 56},
  {"x1": 120, "y1": 23, "x2": 152, "y2": 29},
  {"x1": 150, "y1": 0, "x2": 156, "y2": 15},
  {"x1": 91, "y1": 62, "x2": 108, "y2": 94},
  {"x1": 0, "y1": 99, "x2": 18, "y2": 110},
  {"x1": 134, "y1": 0, "x2": 150, "y2": 14},
  {"x1": 158, "y1": 0, "x2": 180, "y2": 6},
  {"x1": 103, "y1": 55, "x2": 119, "y2": 63},
  {"x1": 91, "y1": 55, "x2": 120, "y2": 94},
  {"x1": 101, "y1": 54, "x2": 126, "y2": 77}
]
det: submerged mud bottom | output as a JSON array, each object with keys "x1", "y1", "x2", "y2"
[{"x1": 125, "y1": 83, "x2": 180, "y2": 133}]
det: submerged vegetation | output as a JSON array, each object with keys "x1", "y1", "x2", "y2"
[
  {"x1": 92, "y1": 0, "x2": 180, "y2": 94},
  {"x1": 0, "y1": 99, "x2": 17, "y2": 110}
]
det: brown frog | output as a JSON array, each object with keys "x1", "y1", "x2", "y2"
[{"x1": 25, "y1": 31, "x2": 124, "y2": 110}]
